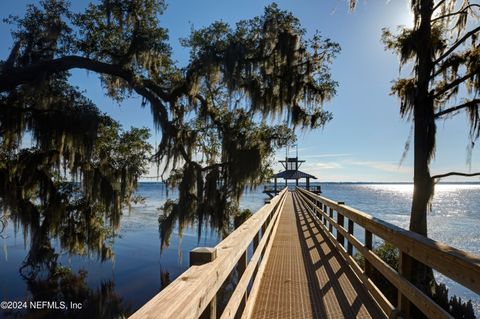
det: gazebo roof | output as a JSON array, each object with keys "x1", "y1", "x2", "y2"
[{"x1": 273, "y1": 170, "x2": 317, "y2": 180}]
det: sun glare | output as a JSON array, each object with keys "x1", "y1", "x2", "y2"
[{"x1": 386, "y1": 0, "x2": 414, "y2": 28}]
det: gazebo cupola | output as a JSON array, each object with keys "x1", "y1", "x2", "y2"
[{"x1": 264, "y1": 148, "x2": 321, "y2": 198}]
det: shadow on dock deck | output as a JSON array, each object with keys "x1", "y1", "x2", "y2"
[{"x1": 252, "y1": 192, "x2": 383, "y2": 319}]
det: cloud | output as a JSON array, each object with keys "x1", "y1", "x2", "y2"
[
  {"x1": 301, "y1": 155, "x2": 411, "y2": 173},
  {"x1": 303, "y1": 153, "x2": 351, "y2": 159},
  {"x1": 348, "y1": 160, "x2": 412, "y2": 173},
  {"x1": 314, "y1": 162, "x2": 342, "y2": 169}
]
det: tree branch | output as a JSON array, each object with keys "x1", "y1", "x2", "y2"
[
  {"x1": 0, "y1": 54, "x2": 183, "y2": 152},
  {"x1": 0, "y1": 54, "x2": 204, "y2": 172},
  {"x1": 432, "y1": 4, "x2": 480, "y2": 23},
  {"x1": 431, "y1": 68, "x2": 479, "y2": 99},
  {"x1": 431, "y1": 171, "x2": 480, "y2": 179},
  {"x1": 201, "y1": 162, "x2": 229, "y2": 172},
  {"x1": 434, "y1": 99, "x2": 480, "y2": 118},
  {"x1": 433, "y1": 0, "x2": 446, "y2": 12},
  {"x1": 0, "y1": 55, "x2": 172, "y2": 101},
  {"x1": 2, "y1": 41, "x2": 22, "y2": 72},
  {"x1": 0, "y1": 56, "x2": 129, "y2": 92},
  {"x1": 433, "y1": 26, "x2": 480, "y2": 64}
]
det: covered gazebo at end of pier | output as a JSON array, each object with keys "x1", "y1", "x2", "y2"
[{"x1": 264, "y1": 155, "x2": 321, "y2": 198}]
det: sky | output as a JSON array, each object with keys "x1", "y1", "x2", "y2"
[{"x1": 1, "y1": 0, "x2": 479, "y2": 182}]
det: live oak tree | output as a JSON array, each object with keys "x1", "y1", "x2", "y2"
[
  {"x1": 159, "y1": 13, "x2": 339, "y2": 246},
  {"x1": 0, "y1": 0, "x2": 339, "y2": 262},
  {"x1": 351, "y1": 0, "x2": 480, "y2": 302},
  {"x1": 0, "y1": 77, "x2": 149, "y2": 316}
]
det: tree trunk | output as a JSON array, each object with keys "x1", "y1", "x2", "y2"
[{"x1": 408, "y1": 0, "x2": 437, "y2": 306}]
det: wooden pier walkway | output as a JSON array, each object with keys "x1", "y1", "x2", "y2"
[
  {"x1": 130, "y1": 188, "x2": 480, "y2": 319},
  {"x1": 252, "y1": 192, "x2": 382, "y2": 318}
]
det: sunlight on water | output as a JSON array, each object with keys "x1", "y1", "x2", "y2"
[{"x1": 367, "y1": 183, "x2": 413, "y2": 194}]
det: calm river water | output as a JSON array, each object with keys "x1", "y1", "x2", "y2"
[{"x1": 1, "y1": 183, "x2": 479, "y2": 318}]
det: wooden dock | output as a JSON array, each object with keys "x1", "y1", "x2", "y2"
[
  {"x1": 130, "y1": 188, "x2": 480, "y2": 319},
  {"x1": 251, "y1": 192, "x2": 382, "y2": 318}
]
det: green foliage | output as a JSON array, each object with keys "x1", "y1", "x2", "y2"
[
  {"x1": 374, "y1": 241, "x2": 399, "y2": 271},
  {"x1": 433, "y1": 283, "x2": 476, "y2": 319},
  {"x1": 1, "y1": 119, "x2": 151, "y2": 280},
  {"x1": 382, "y1": 25, "x2": 447, "y2": 68},
  {"x1": 181, "y1": 3, "x2": 338, "y2": 129},
  {"x1": 83, "y1": 123, "x2": 152, "y2": 218},
  {"x1": 354, "y1": 241, "x2": 399, "y2": 270},
  {"x1": 0, "y1": 69, "x2": 151, "y2": 281},
  {"x1": 354, "y1": 241, "x2": 399, "y2": 304},
  {"x1": 3, "y1": 0, "x2": 76, "y2": 63},
  {"x1": 233, "y1": 209, "x2": 253, "y2": 230},
  {"x1": 74, "y1": 0, "x2": 175, "y2": 97}
]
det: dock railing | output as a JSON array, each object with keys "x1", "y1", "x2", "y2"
[
  {"x1": 296, "y1": 187, "x2": 480, "y2": 319},
  {"x1": 130, "y1": 187, "x2": 288, "y2": 319}
]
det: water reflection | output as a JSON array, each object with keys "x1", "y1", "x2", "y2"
[
  {"x1": 0, "y1": 187, "x2": 125, "y2": 318},
  {"x1": 160, "y1": 269, "x2": 171, "y2": 290},
  {"x1": 4, "y1": 268, "x2": 127, "y2": 318},
  {"x1": 0, "y1": 183, "x2": 222, "y2": 318}
]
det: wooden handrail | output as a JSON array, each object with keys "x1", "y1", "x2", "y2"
[
  {"x1": 296, "y1": 187, "x2": 480, "y2": 319},
  {"x1": 130, "y1": 187, "x2": 288, "y2": 319}
]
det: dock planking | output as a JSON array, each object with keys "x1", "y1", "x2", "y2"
[{"x1": 251, "y1": 192, "x2": 383, "y2": 319}]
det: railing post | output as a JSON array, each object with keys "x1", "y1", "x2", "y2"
[
  {"x1": 261, "y1": 221, "x2": 267, "y2": 238},
  {"x1": 347, "y1": 219, "x2": 354, "y2": 255},
  {"x1": 398, "y1": 252, "x2": 412, "y2": 318},
  {"x1": 323, "y1": 204, "x2": 327, "y2": 226},
  {"x1": 253, "y1": 231, "x2": 259, "y2": 250},
  {"x1": 328, "y1": 207, "x2": 334, "y2": 233},
  {"x1": 237, "y1": 251, "x2": 248, "y2": 313},
  {"x1": 318, "y1": 202, "x2": 323, "y2": 223},
  {"x1": 190, "y1": 247, "x2": 218, "y2": 319},
  {"x1": 337, "y1": 212, "x2": 345, "y2": 247},
  {"x1": 364, "y1": 230, "x2": 373, "y2": 278}
]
